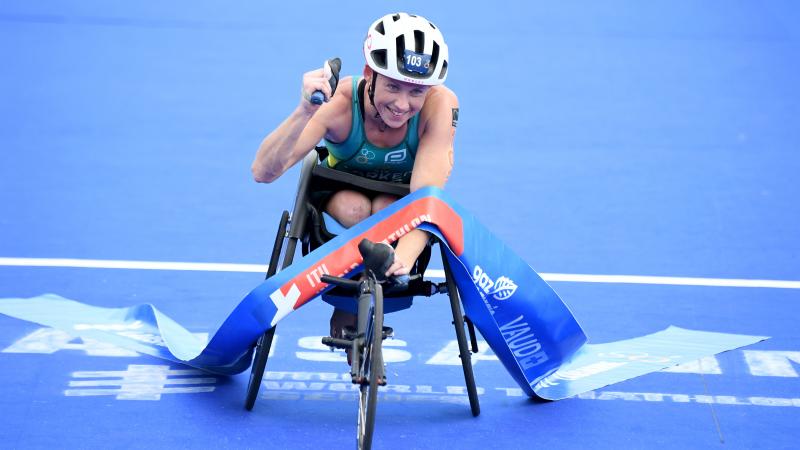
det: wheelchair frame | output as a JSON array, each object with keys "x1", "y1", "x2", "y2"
[{"x1": 244, "y1": 147, "x2": 481, "y2": 417}]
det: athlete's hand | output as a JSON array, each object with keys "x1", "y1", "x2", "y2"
[
  {"x1": 299, "y1": 65, "x2": 333, "y2": 113},
  {"x1": 385, "y1": 259, "x2": 411, "y2": 278}
]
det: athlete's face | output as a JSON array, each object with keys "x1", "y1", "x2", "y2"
[{"x1": 372, "y1": 75, "x2": 430, "y2": 128}]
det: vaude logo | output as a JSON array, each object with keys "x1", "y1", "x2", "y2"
[
  {"x1": 472, "y1": 265, "x2": 518, "y2": 301},
  {"x1": 385, "y1": 148, "x2": 407, "y2": 164}
]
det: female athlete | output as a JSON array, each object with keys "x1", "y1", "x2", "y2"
[{"x1": 251, "y1": 12, "x2": 458, "y2": 335}]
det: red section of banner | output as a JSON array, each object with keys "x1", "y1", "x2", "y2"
[{"x1": 287, "y1": 196, "x2": 464, "y2": 310}]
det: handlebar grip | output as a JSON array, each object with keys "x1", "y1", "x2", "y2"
[
  {"x1": 308, "y1": 57, "x2": 341, "y2": 105},
  {"x1": 309, "y1": 91, "x2": 325, "y2": 105},
  {"x1": 321, "y1": 274, "x2": 360, "y2": 290}
]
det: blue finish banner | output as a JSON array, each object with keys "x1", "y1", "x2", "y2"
[
  {"x1": 533, "y1": 326, "x2": 768, "y2": 400},
  {"x1": 0, "y1": 187, "x2": 767, "y2": 398}
]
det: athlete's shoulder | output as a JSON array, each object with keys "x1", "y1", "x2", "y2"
[
  {"x1": 419, "y1": 85, "x2": 458, "y2": 132},
  {"x1": 333, "y1": 76, "x2": 358, "y2": 102},
  {"x1": 429, "y1": 84, "x2": 458, "y2": 103},
  {"x1": 423, "y1": 85, "x2": 458, "y2": 114},
  {"x1": 316, "y1": 76, "x2": 359, "y2": 142}
]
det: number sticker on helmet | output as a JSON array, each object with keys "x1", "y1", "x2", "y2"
[{"x1": 403, "y1": 50, "x2": 432, "y2": 74}]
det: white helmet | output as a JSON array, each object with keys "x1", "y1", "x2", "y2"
[{"x1": 363, "y1": 12, "x2": 449, "y2": 86}]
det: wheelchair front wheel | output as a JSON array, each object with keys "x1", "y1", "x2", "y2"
[{"x1": 356, "y1": 285, "x2": 383, "y2": 450}]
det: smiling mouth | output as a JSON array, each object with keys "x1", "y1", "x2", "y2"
[{"x1": 385, "y1": 106, "x2": 407, "y2": 118}]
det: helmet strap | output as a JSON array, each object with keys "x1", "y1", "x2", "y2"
[
  {"x1": 368, "y1": 73, "x2": 377, "y2": 107},
  {"x1": 368, "y1": 73, "x2": 387, "y2": 132}
]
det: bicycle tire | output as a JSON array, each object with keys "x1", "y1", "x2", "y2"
[{"x1": 357, "y1": 284, "x2": 383, "y2": 450}]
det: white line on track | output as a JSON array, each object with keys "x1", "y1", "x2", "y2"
[{"x1": 0, "y1": 257, "x2": 798, "y2": 289}]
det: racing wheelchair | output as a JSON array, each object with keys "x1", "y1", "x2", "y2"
[{"x1": 244, "y1": 146, "x2": 480, "y2": 448}]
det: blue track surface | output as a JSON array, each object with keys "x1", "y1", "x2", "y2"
[{"x1": 1, "y1": 1, "x2": 799, "y2": 448}]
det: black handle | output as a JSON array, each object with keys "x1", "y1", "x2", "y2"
[
  {"x1": 359, "y1": 239, "x2": 394, "y2": 282},
  {"x1": 321, "y1": 274, "x2": 360, "y2": 291},
  {"x1": 310, "y1": 57, "x2": 342, "y2": 104}
]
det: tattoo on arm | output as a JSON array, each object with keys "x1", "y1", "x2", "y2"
[{"x1": 451, "y1": 108, "x2": 459, "y2": 127}]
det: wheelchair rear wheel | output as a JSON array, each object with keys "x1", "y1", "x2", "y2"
[{"x1": 244, "y1": 327, "x2": 275, "y2": 411}]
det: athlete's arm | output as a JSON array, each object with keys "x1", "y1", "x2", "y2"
[
  {"x1": 251, "y1": 72, "x2": 348, "y2": 183},
  {"x1": 389, "y1": 87, "x2": 459, "y2": 275}
]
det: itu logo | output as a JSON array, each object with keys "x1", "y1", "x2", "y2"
[{"x1": 472, "y1": 265, "x2": 518, "y2": 301}]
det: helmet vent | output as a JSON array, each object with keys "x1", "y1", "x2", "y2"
[
  {"x1": 431, "y1": 42, "x2": 440, "y2": 68},
  {"x1": 395, "y1": 34, "x2": 406, "y2": 66},
  {"x1": 370, "y1": 50, "x2": 387, "y2": 69},
  {"x1": 414, "y1": 30, "x2": 424, "y2": 53},
  {"x1": 429, "y1": 22, "x2": 436, "y2": 30},
  {"x1": 375, "y1": 21, "x2": 385, "y2": 35},
  {"x1": 438, "y1": 61, "x2": 448, "y2": 80},
  {"x1": 392, "y1": 13, "x2": 400, "y2": 22}
]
